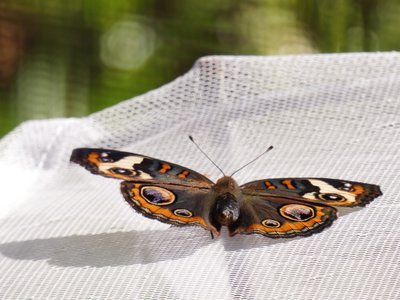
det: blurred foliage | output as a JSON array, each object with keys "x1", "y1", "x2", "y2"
[{"x1": 0, "y1": 0, "x2": 399, "y2": 136}]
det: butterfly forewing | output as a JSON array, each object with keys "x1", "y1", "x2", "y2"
[
  {"x1": 70, "y1": 148, "x2": 213, "y2": 187},
  {"x1": 241, "y1": 178, "x2": 382, "y2": 207}
]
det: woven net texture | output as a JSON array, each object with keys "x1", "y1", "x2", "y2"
[{"x1": 0, "y1": 53, "x2": 399, "y2": 299}]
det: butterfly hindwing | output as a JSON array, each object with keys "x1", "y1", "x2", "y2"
[
  {"x1": 70, "y1": 148, "x2": 213, "y2": 187},
  {"x1": 229, "y1": 193, "x2": 338, "y2": 238},
  {"x1": 120, "y1": 181, "x2": 217, "y2": 231},
  {"x1": 241, "y1": 178, "x2": 382, "y2": 207}
]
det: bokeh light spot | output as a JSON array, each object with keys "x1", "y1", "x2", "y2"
[{"x1": 100, "y1": 17, "x2": 156, "y2": 71}]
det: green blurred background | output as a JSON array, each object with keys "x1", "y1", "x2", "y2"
[{"x1": 1, "y1": 0, "x2": 399, "y2": 137}]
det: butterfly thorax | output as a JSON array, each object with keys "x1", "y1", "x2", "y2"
[{"x1": 210, "y1": 176, "x2": 241, "y2": 228}]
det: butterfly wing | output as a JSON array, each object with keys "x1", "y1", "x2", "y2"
[
  {"x1": 229, "y1": 193, "x2": 338, "y2": 238},
  {"x1": 241, "y1": 178, "x2": 382, "y2": 207},
  {"x1": 70, "y1": 148, "x2": 213, "y2": 187},
  {"x1": 120, "y1": 181, "x2": 218, "y2": 233}
]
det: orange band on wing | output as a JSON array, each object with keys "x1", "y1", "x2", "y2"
[
  {"x1": 88, "y1": 152, "x2": 100, "y2": 165},
  {"x1": 159, "y1": 163, "x2": 172, "y2": 173},
  {"x1": 353, "y1": 184, "x2": 365, "y2": 195},
  {"x1": 242, "y1": 206, "x2": 335, "y2": 236},
  {"x1": 281, "y1": 179, "x2": 296, "y2": 189},
  {"x1": 178, "y1": 170, "x2": 190, "y2": 178},
  {"x1": 264, "y1": 181, "x2": 277, "y2": 189}
]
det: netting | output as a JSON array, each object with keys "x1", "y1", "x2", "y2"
[{"x1": 0, "y1": 53, "x2": 399, "y2": 299}]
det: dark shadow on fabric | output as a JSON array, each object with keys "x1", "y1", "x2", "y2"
[
  {"x1": 0, "y1": 208, "x2": 360, "y2": 267},
  {"x1": 0, "y1": 228, "x2": 290, "y2": 267},
  {"x1": 0, "y1": 228, "x2": 208, "y2": 267}
]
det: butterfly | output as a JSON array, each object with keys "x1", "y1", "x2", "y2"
[{"x1": 70, "y1": 143, "x2": 382, "y2": 238}]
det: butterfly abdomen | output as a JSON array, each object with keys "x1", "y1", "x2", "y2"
[{"x1": 211, "y1": 193, "x2": 240, "y2": 226}]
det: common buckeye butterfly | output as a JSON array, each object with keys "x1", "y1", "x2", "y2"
[{"x1": 70, "y1": 141, "x2": 382, "y2": 238}]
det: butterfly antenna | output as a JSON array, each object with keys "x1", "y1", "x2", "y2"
[
  {"x1": 230, "y1": 145, "x2": 274, "y2": 177},
  {"x1": 189, "y1": 135, "x2": 225, "y2": 176}
]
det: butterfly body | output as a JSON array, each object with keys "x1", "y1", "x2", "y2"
[
  {"x1": 209, "y1": 176, "x2": 241, "y2": 233},
  {"x1": 71, "y1": 148, "x2": 382, "y2": 238}
]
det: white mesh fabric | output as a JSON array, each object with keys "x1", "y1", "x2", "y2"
[{"x1": 0, "y1": 53, "x2": 399, "y2": 299}]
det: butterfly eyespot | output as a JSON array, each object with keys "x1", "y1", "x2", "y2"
[
  {"x1": 318, "y1": 193, "x2": 346, "y2": 201},
  {"x1": 99, "y1": 157, "x2": 113, "y2": 162},
  {"x1": 261, "y1": 219, "x2": 281, "y2": 228},
  {"x1": 338, "y1": 186, "x2": 354, "y2": 192},
  {"x1": 140, "y1": 186, "x2": 175, "y2": 206},
  {"x1": 110, "y1": 167, "x2": 134, "y2": 176},
  {"x1": 280, "y1": 204, "x2": 315, "y2": 221},
  {"x1": 173, "y1": 209, "x2": 193, "y2": 217},
  {"x1": 98, "y1": 152, "x2": 114, "y2": 162}
]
